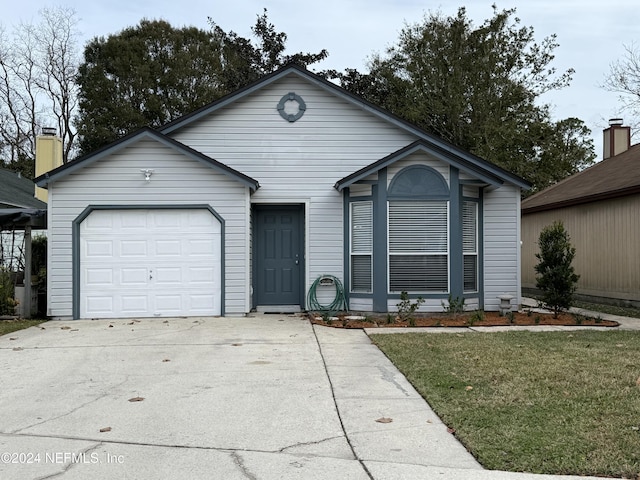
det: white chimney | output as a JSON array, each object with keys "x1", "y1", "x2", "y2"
[{"x1": 603, "y1": 118, "x2": 631, "y2": 159}]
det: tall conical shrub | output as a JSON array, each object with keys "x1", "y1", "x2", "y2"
[{"x1": 534, "y1": 221, "x2": 580, "y2": 318}]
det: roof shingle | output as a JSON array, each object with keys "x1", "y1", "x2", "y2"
[{"x1": 521, "y1": 144, "x2": 640, "y2": 213}]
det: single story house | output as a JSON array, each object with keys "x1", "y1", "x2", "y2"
[
  {"x1": 521, "y1": 119, "x2": 640, "y2": 306},
  {"x1": 36, "y1": 64, "x2": 530, "y2": 319}
]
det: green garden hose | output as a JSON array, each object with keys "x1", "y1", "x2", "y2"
[{"x1": 307, "y1": 275, "x2": 347, "y2": 313}]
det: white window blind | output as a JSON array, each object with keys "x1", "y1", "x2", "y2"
[
  {"x1": 388, "y1": 201, "x2": 448, "y2": 292},
  {"x1": 462, "y1": 201, "x2": 478, "y2": 292},
  {"x1": 350, "y1": 201, "x2": 372, "y2": 292}
]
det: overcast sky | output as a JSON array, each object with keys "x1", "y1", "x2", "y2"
[{"x1": 4, "y1": 0, "x2": 639, "y2": 159}]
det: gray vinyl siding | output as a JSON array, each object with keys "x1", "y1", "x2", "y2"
[
  {"x1": 171, "y1": 75, "x2": 416, "y2": 306},
  {"x1": 46, "y1": 139, "x2": 249, "y2": 318},
  {"x1": 483, "y1": 185, "x2": 521, "y2": 311}
]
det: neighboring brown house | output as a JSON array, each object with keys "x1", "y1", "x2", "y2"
[{"x1": 521, "y1": 119, "x2": 640, "y2": 306}]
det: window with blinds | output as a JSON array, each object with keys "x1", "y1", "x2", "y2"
[
  {"x1": 463, "y1": 201, "x2": 478, "y2": 292},
  {"x1": 350, "y1": 201, "x2": 373, "y2": 292},
  {"x1": 388, "y1": 201, "x2": 448, "y2": 292}
]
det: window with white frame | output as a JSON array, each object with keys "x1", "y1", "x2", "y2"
[
  {"x1": 462, "y1": 201, "x2": 478, "y2": 293},
  {"x1": 388, "y1": 201, "x2": 449, "y2": 292},
  {"x1": 350, "y1": 201, "x2": 373, "y2": 292}
]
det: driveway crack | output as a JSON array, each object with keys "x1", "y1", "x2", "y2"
[
  {"x1": 12, "y1": 378, "x2": 130, "y2": 434},
  {"x1": 277, "y1": 434, "x2": 345, "y2": 453},
  {"x1": 34, "y1": 441, "x2": 102, "y2": 480},
  {"x1": 230, "y1": 451, "x2": 258, "y2": 480}
]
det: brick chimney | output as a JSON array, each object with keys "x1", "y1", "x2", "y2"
[
  {"x1": 603, "y1": 118, "x2": 631, "y2": 160},
  {"x1": 35, "y1": 127, "x2": 63, "y2": 202}
]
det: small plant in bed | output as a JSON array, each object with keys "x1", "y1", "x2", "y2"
[{"x1": 396, "y1": 291, "x2": 425, "y2": 327}]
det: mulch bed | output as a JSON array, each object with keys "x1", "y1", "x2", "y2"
[{"x1": 309, "y1": 310, "x2": 619, "y2": 329}]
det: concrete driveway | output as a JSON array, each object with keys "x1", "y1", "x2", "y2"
[{"x1": 0, "y1": 315, "x2": 604, "y2": 479}]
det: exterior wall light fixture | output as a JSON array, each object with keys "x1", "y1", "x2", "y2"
[{"x1": 140, "y1": 169, "x2": 154, "y2": 182}]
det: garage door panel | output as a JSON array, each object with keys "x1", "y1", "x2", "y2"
[
  {"x1": 188, "y1": 238, "x2": 217, "y2": 255},
  {"x1": 80, "y1": 209, "x2": 221, "y2": 319},
  {"x1": 121, "y1": 240, "x2": 147, "y2": 257},
  {"x1": 152, "y1": 211, "x2": 181, "y2": 228},
  {"x1": 189, "y1": 267, "x2": 215, "y2": 284},
  {"x1": 190, "y1": 294, "x2": 215, "y2": 310},
  {"x1": 85, "y1": 296, "x2": 113, "y2": 315},
  {"x1": 85, "y1": 240, "x2": 113, "y2": 257},
  {"x1": 155, "y1": 267, "x2": 182, "y2": 284},
  {"x1": 85, "y1": 268, "x2": 113, "y2": 286},
  {"x1": 121, "y1": 268, "x2": 148, "y2": 285},
  {"x1": 121, "y1": 213, "x2": 148, "y2": 229},
  {"x1": 156, "y1": 239, "x2": 182, "y2": 256},
  {"x1": 83, "y1": 213, "x2": 114, "y2": 230},
  {"x1": 155, "y1": 294, "x2": 183, "y2": 312},
  {"x1": 121, "y1": 295, "x2": 149, "y2": 314}
]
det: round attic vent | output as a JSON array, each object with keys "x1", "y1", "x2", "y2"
[{"x1": 277, "y1": 92, "x2": 306, "y2": 122}]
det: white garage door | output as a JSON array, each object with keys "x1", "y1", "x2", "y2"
[{"x1": 80, "y1": 209, "x2": 221, "y2": 319}]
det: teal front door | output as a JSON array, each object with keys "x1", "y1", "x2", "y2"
[{"x1": 254, "y1": 205, "x2": 304, "y2": 308}]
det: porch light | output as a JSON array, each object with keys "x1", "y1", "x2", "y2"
[{"x1": 140, "y1": 169, "x2": 154, "y2": 182}]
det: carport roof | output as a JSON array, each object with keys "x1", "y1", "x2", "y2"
[
  {"x1": 0, "y1": 168, "x2": 47, "y2": 209},
  {"x1": 34, "y1": 127, "x2": 260, "y2": 192}
]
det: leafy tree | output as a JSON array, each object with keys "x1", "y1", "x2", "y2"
[
  {"x1": 75, "y1": 20, "x2": 227, "y2": 154},
  {"x1": 534, "y1": 221, "x2": 579, "y2": 318},
  {"x1": 76, "y1": 10, "x2": 328, "y2": 155},
  {"x1": 209, "y1": 9, "x2": 328, "y2": 92},
  {"x1": 603, "y1": 42, "x2": 640, "y2": 132},
  {"x1": 330, "y1": 6, "x2": 595, "y2": 193},
  {"x1": 0, "y1": 6, "x2": 79, "y2": 174}
]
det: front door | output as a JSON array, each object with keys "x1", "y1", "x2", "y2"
[{"x1": 254, "y1": 205, "x2": 304, "y2": 309}]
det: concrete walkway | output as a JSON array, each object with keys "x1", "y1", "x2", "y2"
[{"x1": 0, "y1": 310, "x2": 633, "y2": 479}]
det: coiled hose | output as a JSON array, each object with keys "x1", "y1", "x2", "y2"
[{"x1": 307, "y1": 275, "x2": 347, "y2": 314}]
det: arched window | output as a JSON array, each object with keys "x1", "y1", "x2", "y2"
[{"x1": 388, "y1": 166, "x2": 450, "y2": 293}]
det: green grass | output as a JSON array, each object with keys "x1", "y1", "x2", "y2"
[
  {"x1": 371, "y1": 331, "x2": 640, "y2": 478},
  {"x1": 572, "y1": 300, "x2": 640, "y2": 319},
  {"x1": 0, "y1": 319, "x2": 45, "y2": 337}
]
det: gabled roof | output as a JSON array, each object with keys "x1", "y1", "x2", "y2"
[
  {"x1": 521, "y1": 144, "x2": 640, "y2": 213},
  {"x1": 161, "y1": 63, "x2": 530, "y2": 190},
  {"x1": 335, "y1": 141, "x2": 508, "y2": 191},
  {"x1": 0, "y1": 168, "x2": 47, "y2": 209},
  {"x1": 34, "y1": 127, "x2": 260, "y2": 192}
]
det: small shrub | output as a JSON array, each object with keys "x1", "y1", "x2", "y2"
[
  {"x1": 442, "y1": 295, "x2": 465, "y2": 316},
  {"x1": 595, "y1": 315, "x2": 603, "y2": 324},
  {"x1": 534, "y1": 315, "x2": 541, "y2": 325},
  {"x1": 397, "y1": 291, "x2": 425, "y2": 327},
  {"x1": 506, "y1": 311, "x2": 515, "y2": 324},
  {"x1": 0, "y1": 268, "x2": 17, "y2": 316},
  {"x1": 386, "y1": 313, "x2": 395, "y2": 324},
  {"x1": 467, "y1": 310, "x2": 484, "y2": 326},
  {"x1": 573, "y1": 314, "x2": 583, "y2": 325}
]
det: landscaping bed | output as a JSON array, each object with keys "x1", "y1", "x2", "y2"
[{"x1": 309, "y1": 310, "x2": 619, "y2": 328}]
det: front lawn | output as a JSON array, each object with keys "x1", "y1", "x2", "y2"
[
  {"x1": 0, "y1": 318, "x2": 45, "y2": 337},
  {"x1": 371, "y1": 330, "x2": 640, "y2": 478}
]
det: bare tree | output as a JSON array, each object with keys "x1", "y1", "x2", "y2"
[
  {"x1": 0, "y1": 6, "x2": 79, "y2": 176},
  {"x1": 603, "y1": 42, "x2": 640, "y2": 134}
]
